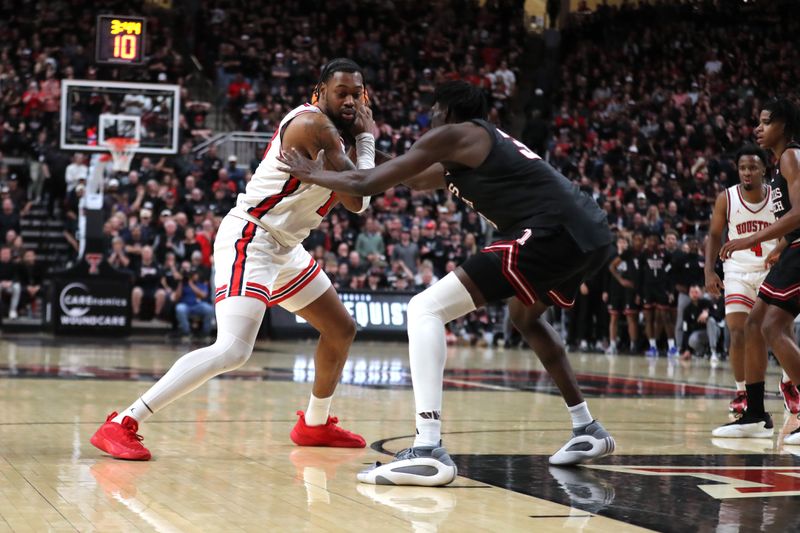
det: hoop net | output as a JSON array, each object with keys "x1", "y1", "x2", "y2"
[{"x1": 103, "y1": 137, "x2": 139, "y2": 172}]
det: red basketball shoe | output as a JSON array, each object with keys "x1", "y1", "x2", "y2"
[
  {"x1": 290, "y1": 410, "x2": 366, "y2": 448},
  {"x1": 780, "y1": 381, "x2": 800, "y2": 414},
  {"x1": 90, "y1": 412, "x2": 152, "y2": 460},
  {"x1": 729, "y1": 391, "x2": 747, "y2": 415}
]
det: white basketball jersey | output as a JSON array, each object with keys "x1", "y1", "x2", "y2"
[
  {"x1": 231, "y1": 103, "x2": 342, "y2": 247},
  {"x1": 724, "y1": 184, "x2": 776, "y2": 273}
]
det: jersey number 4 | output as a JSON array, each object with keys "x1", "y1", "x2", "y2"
[{"x1": 750, "y1": 243, "x2": 762, "y2": 257}]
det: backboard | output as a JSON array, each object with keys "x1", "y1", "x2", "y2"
[{"x1": 60, "y1": 79, "x2": 181, "y2": 154}]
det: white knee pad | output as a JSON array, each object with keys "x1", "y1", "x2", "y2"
[
  {"x1": 210, "y1": 332, "x2": 256, "y2": 371},
  {"x1": 213, "y1": 296, "x2": 266, "y2": 369},
  {"x1": 408, "y1": 272, "x2": 477, "y2": 328},
  {"x1": 141, "y1": 297, "x2": 266, "y2": 413}
]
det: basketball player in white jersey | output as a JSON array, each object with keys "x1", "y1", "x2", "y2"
[
  {"x1": 90, "y1": 59, "x2": 377, "y2": 460},
  {"x1": 706, "y1": 145, "x2": 798, "y2": 437}
]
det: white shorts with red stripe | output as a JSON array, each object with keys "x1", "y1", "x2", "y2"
[
  {"x1": 213, "y1": 214, "x2": 330, "y2": 313},
  {"x1": 723, "y1": 270, "x2": 767, "y2": 314}
]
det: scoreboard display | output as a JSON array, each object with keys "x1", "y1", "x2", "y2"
[{"x1": 95, "y1": 15, "x2": 146, "y2": 65}]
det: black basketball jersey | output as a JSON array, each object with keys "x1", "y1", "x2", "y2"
[
  {"x1": 444, "y1": 120, "x2": 613, "y2": 253},
  {"x1": 641, "y1": 249, "x2": 671, "y2": 286},
  {"x1": 617, "y1": 248, "x2": 639, "y2": 282},
  {"x1": 771, "y1": 141, "x2": 800, "y2": 244}
]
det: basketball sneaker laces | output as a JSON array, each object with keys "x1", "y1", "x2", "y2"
[{"x1": 119, "y1": 418, "x2": 146, "y2": 448}]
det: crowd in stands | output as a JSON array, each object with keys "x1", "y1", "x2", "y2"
[
  {"x1": 0, "y1": 0, "x2": 523, "y2": 338},
  {"x1": 531, "y1": 0, "x2": 800, "y2": 355},
  {"x1": 1, "y1": 0, "x2": 798, "y2": 351},
  {"x1": 198, "y1": 0, "x2": 525, "y2": 140}
]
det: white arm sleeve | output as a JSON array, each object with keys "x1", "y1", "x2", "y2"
[{"x1": 354, "y1": 132, "x2": 374, "y2": 213}]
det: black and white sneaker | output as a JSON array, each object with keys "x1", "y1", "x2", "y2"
[
  {"x1": 357, "y1": 445, "x2": 458, "y2": 486},
  {"x1": 549, "y1": 420, "x2": 615, "y2": 466},
  {"x1": 711, "y1": 412, "x2": 774, "y2": 438}
]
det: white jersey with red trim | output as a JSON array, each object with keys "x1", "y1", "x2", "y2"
[
  {"x1": 230, "y1": 103, "x2": 342, "y2": 247},
  {"x1": 724, "y1": 184, "x2": 776, "y2": 274}
]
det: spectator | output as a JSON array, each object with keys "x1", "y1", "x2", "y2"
[
  {"x1": 211, "y1": 168, "x2": 238, "y2": 196},
  {"x1": 419, "y1": 220, "x2": 446, "y2": 276},
  {"x1": 0, "y1": 247, "x2": 21, "y2": 319},
  {"x1": 355, "y1": 217, "x2": 385, "y2": 264},
  {"x1": 107, "y1": 236, "x2": 131, "y2": 277},
  {"x1": 64, "y1": 153, "x2": 88, "y2": 195},
  {"x1": 225, "y1": 155, "x2": 245, "y2": 190},
  {"x1": 182, "y1": 227, "x2": 202, "y2": 262},
  {"x1": 17, "y1": 249, "x2": 43, "y2": 318},
  {"x1": 414, "y1": 261, "x2": 438, "y2": 291},
  {"x1": 391, "y1": 227, "x2": 420, "y2": 274},
  {"x1": 131, "y1": 245, "x2": 166, "y2": 320},
  {"x1": 153, "y1": 218, "x2": 185, "y2": 264},
  {"x1": 680, "y1": 285, "x2": 722, "y2": 362},
  {"x1": 365, "y1": 268, "x2": 386, "y2": 291},
  {"x1": 173, "y1": 266, "x2": 214, "y2": 339},
  {"x1": 0, "y1": 198, "x2": 20, "y2": 236}
]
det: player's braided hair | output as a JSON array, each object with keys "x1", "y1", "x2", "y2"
[
  {"x1": 763, "y1": 97, "x2": 800, "y2": 141},
  {"x1": 432, "y1": 80, "x2": 488, "y2": 123},
  {"x1": 311, "y1": 58, "x2": 369, "y2": 105}
]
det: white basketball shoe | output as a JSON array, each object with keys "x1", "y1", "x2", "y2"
[
  {"x1": 549, "y1": 420, "x2": 616, "y2": 466},
  {"x1": 357, "y1": 445, "x2": 458, "y2": 486}
]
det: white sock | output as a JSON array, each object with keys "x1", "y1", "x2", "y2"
[
  {"x1": 568, "y1": 401, "x2": 593, "y2": 428},
  {"x1": 414, "y1": 412, "x2": 442, "y2": 447},
  {"x1": 408, "y1": 273, "x2": 476, "y2": 448},
  {"x1": 667, "y1": 338, "x2": 675, "y2": 349},
  {"x1": 649, "y1": 338, "x2": 657, "y2": 349},
  {"x1": 113, "y1": 398, "x2": 153, "y2": 424},
  {"x1": 305, "y1": 394, "x2": 332, "y2": 426},
  {"x1": 114, "y1": 297, "x2": 263, "y2": 427},
  {"x1": 609, "y1": 340, "x2": 616, "y2": 349},
  {"x1": 736, "y1": 380, "x2": 746, "y2": 392},
  {"x1": 782, "y1": 370, "x2": 792, "y2": 384}
]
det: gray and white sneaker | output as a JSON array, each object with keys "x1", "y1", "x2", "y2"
[
  {"x1": 711, "y1": 412, "x2": 774, "y2": 438},
  {"x1": 549, "y1": 420, "x2": 616, "y2": 466},
  {"x1": 357, "y1": 445, "x2": 458, "y2": 486}
]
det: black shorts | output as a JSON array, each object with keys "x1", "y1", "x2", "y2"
[
  {"x1": 643, "y1": 283, "x2": 671, "y2": 309},
  {"x1": 607, "y1": 286, "x2": 626, "y2": 315},
  {"x1": 607, "y1": 285, "x2": 638, "y2": 315},
  {"x1": 759, "y1": 241, "x2": 800, "y2": 317},
  {"x1": 461, "y1": 229, "x2": 613, "y2": 309}
]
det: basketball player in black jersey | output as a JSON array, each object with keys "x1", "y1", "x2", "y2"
[
  {"x1": 606, "y1": 234, "x2": 642, "y2": 354},
  {"x1": 279, "y1": 81, "x2": 616, "y2": 485},
  {"x1": 717, "y1": 98, "x2": 800, "y2": 441}
]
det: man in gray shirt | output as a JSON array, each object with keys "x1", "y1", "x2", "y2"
[{"x1": 391, "y1": 227, "x2": 419, "y2": 274}]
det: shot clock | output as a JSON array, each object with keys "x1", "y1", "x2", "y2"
[{"x1": 96, "y1": 15, "x2": 146, "y2": 65}]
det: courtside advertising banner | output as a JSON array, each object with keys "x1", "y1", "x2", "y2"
[
  {"x1": 51, "y1": 267, "x2": 131, "y2": 335},
  {"x1": 269, "y1": 291, "x2": 413, "y2": 339}
]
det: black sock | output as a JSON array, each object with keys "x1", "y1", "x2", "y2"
[{"x1": 745, "y1": 382, "x2": 766, "y2": 417}]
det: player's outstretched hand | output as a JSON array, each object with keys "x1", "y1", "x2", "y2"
[
  {"x1": 719, "y1": 237, "x2": 752, "y2": 260},
  {"x1": 277, "y1": 148, "x2": 325, "y2": 182},
  {"x1": 704, "y1": 271, "x2": 724, "y2": 298}
]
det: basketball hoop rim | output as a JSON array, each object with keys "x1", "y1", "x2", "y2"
[
  {"x1": 103, "y1": 137, "x2": 140, "y2": 172},
  {"x1": 103, "y1": 137, "x2": 140, "y2": 149}
]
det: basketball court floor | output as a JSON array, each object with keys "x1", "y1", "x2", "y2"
[{"x1": 1, "y1": 333, "x2": 799, "y2": 532}]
